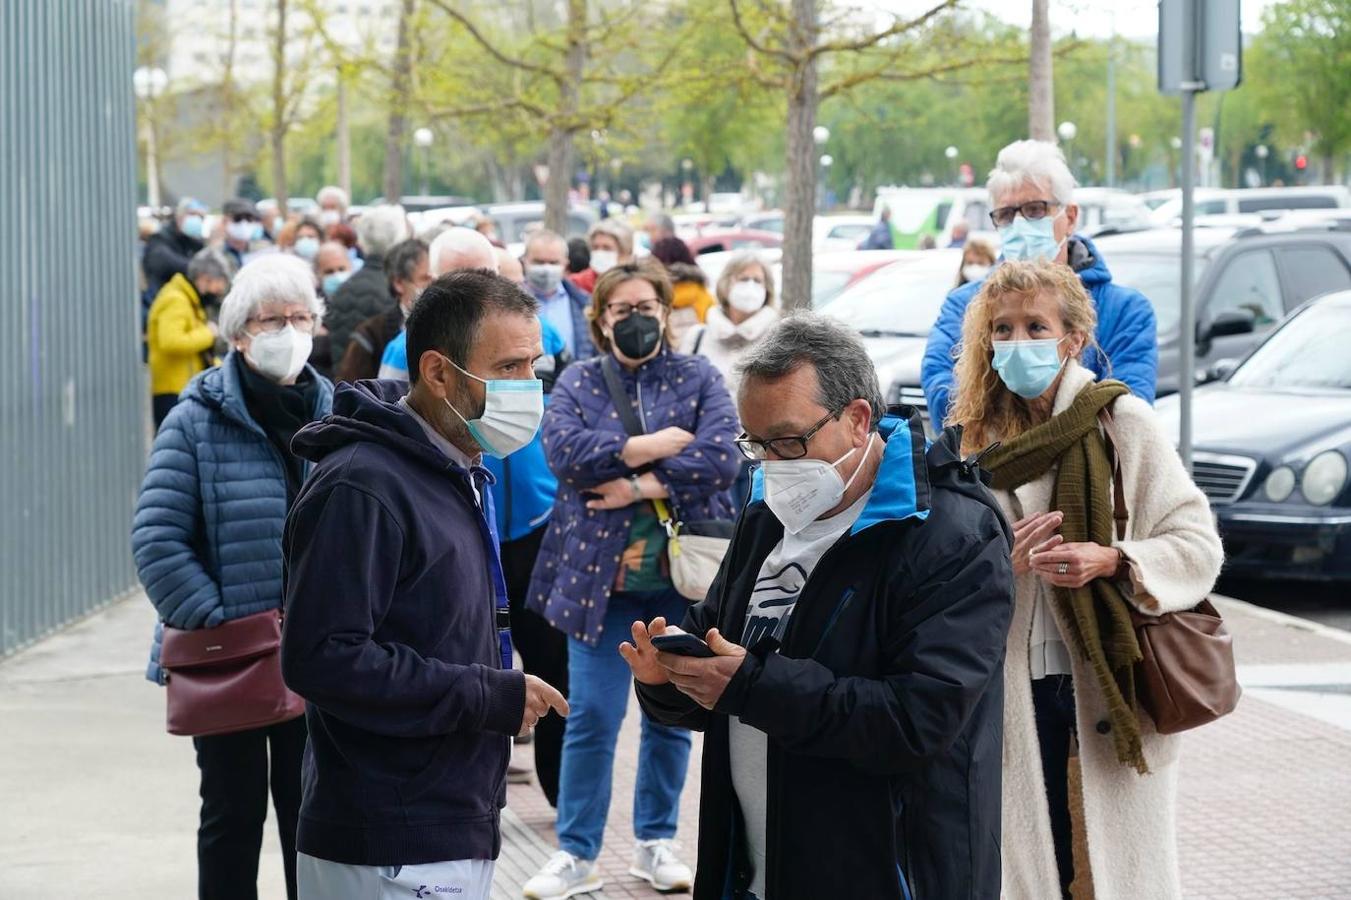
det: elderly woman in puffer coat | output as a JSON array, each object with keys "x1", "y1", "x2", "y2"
[
  {"x1": 948, "y1": 258, "x2": 1224, "y2": 900},
  {"x1": 133, "y1": 253, "x2": 332, "y2": 900},
  {"x1": 521, "y1": 260, "x2": 739, "y2": 898}
]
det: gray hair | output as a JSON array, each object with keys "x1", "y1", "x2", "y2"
[
  {"x1": 715, "y1": 251, "x2": 777, "y2": 309},
  {"x1": 986, "y1": 139, "x2": 1077, "y2": 207},
  {"x1": 187, "y1": 248, "x2": 231, "y2": 284},
  {"x1": 428, "y1": 226, "x2": 498, "y2": 276},
  {"x1": 648, "y1": 212, "x2": 675, "y2": 235},
  {"x1": 524, "y1": 228, "x2": 567, "y2": 256},
  {"x1": 735, "y1": 312, "x2": 885, "y2": 429},
  {"x1": 356, "y1": 203, "x2": 411, "y2": 257},
  {"x1": 218, "y1": 253, "x2": 327, "y2": 341},
  {"x1": 316, "y1": 185, "x2": 349, "y2": 210},
  {"x1": 588, "y1": 218, "x2": 634, "y2": 255}
]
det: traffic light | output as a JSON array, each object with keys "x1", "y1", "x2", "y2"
[{"x1": 1295, "y1": 154, "x2": 1308, "y2": 170}]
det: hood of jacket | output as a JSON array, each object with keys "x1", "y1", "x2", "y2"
[
  {"x1": 181, "y1": 352, "x2": 332, "y2": 435},
  {"x1": 291, "y1": 378, "x2": 468, "y2": 477}
]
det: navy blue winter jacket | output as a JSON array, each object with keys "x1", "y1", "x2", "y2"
[
  {"x1": 280, "y1": 380, "x2": 527, "y2": 867},
  {"x1": 132, "y1": 353, "x2": 333, "y2": 683},
  {"x1": 921, "y1": 234, "x2": 1159, "y2": 426}
]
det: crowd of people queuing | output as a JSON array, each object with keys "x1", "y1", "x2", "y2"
[{"x1": 132, "y1": 138, "x2": 1224, "y2": 900}]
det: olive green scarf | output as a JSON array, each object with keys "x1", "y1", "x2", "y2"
[{"x1": 983, "y1": 380, "x2": 1148, "y2": 774}]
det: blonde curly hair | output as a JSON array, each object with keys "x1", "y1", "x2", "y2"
[{"x1": 948, "y1": 259, "x2": 1102, "y2": 455}]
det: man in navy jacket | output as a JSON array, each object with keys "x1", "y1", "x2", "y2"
[{"x1": 282, "y1": 270, "x2": 568, "y2": 898}]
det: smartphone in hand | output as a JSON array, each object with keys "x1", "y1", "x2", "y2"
[{"x1": 651, "y1": 632, "x2": 716, "y2": 659}]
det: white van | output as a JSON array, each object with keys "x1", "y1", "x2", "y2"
[{"x1": 1150, "y1": 185, "x2": 1350, "y2": 225}]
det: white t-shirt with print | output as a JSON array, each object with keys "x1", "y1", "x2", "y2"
[{"x1": 728, "y1": 487, "x2": 872, "y2": 899}]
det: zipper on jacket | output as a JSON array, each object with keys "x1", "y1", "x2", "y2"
[{"x1": 809, "y1": 587, "x2": 857, "y2": 657}]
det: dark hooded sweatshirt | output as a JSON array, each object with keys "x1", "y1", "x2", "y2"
[{"x1": 281, "y1": 379, "x2": 526, "y2": 867}]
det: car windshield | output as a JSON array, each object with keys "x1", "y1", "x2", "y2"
[
  {"x1": 812, "y1": 269, "x2": 858, "y2": 307},
  {"x1": 822, "y1": 258, "x2": 957, "y2": 336},
  {"x1": 1229, "y1": 301, "x2": 1351, "y2": 390},
  {"x1": 1099, "y1": 251, "x2": 1209, "y2": 336}
]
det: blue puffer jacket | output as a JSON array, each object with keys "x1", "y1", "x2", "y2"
[
  {"x1": 527, "y1": 349, "x2": 740, "y2": 645},
  {"x1": 921, "y1": 234, "x2": 1159, "y2": 427},
  {"x1": 133, "y1": 353, "x2": 334, "y2": 683}
]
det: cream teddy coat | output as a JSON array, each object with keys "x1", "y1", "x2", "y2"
[{"x1": 992, "y1": 361, "x2": 1224, "y2": 900}]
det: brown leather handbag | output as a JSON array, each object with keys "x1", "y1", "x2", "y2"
[
  {"x1": 1100, "y1": 409, "x2": 1241, "y2": 735},
  {"x1": 159, "y1": 609, "x2": 306, "y2": 737}
]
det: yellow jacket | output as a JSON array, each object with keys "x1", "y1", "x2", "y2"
[{"x1": 147, "y1": 273, "x2": 216, "y2": 396}]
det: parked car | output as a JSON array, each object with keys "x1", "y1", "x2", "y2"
[
  {"x1": 811, "y1": 250, "x2": 916, "y2": 308},
  {"x1": 694, "y1": 248, "x2": 782, "y2": 291},
  {"x1": 367, "y1": 194, "x2": 478, "y2": 214},
  {"x1": 1155, "y1": 291, "x2": 1351, "y2": 582},
  {"x1": 685, "y1": 229, "x2": 783, "y2": 255},
  {"x1": 1073, "y1": 187, "x2": 1155, "y2": 236},
  {"x1": 813, "y1": 214, "x2": 879, "y2": 252},
  {"x1": 740, "y1": 211, "x2": 784, "y2": 234},
  {"x1": 1093, "y1": 224, "x2": 1351, "y2": 396},
  {"x1": 1150, "y1": 185, "x2": 1351, "y2": 225},
  {"x1": 483, "y1": 201, "x2": 599, "y2": 255},
  {"x1": 409, "y1": 205, "x2": 481, "y2": 234},
  {"x1": 819, "y1": 249, "x2": 966, "y2": 425}
]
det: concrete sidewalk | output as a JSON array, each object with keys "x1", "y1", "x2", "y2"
[{"x1": 3, "y1": 592, "x2": 1350, "y2": 898}]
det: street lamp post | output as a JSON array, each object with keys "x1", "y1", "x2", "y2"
[
  {"x1": 1057, "y1": 121, "x2": 1077, "y2": 178},
  {"x1": 819, "y1": 154, "x2": 834, "y2": 210},
  {"x1": 1254, "y1": 144, "x2": 1269, "y2": 186},
  {"x1": 944, "y1": 145, "x2": 959, "y2": 186},
  {"x1": 413, "y1": 127, "x2": 434, "y2": 196},
  {"x1": 814, "y1": 127, "x2": 831, "y2": 208},
  {"x1": 133, "y1": 66, "x2": 168, "y2": 209}
]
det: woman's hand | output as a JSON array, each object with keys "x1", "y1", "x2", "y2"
[
  {"x1": 584, "y1": 473, "x2": 669, "y2": 510},
  {"x1": 1030, "y1": 542, "x2": 1121, "y2": 589},
  {"x1": 1011, "y1": 511, "x2": 1064, "y2": 577},
  {"x1": 621, "y1": 427, "x2": 695, "y2": 468}
]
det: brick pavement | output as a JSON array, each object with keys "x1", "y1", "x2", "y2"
[{"x1": 494, "y1": 596, "x2": 1351, "y2": 899}]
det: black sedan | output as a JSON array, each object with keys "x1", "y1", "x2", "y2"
[{"x1": 1156, "y1": 290, "x2": 1351, "y2": 582}]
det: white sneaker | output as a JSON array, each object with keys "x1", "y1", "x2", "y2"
[
  {"x1": 522, "y1": 850, "x2": 603, "y2": 900},
  {"x1": 630, "y1": 838, "x2": 693, "y2": 893}
]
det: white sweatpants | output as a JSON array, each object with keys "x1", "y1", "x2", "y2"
[{"x1": 297, "y1": 852, "x2": 494, "y2": 900}]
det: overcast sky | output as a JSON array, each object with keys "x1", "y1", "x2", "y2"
[{"x1": 873, "y1": 0, "x2": 1279, "y2": 40}]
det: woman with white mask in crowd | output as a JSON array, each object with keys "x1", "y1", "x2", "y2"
[
  {"x1": 680, "y1": 251, "x2": 781, "y2": 396},
  {"x1": 569, "y1": 218, "x2": 636, "y2": 295},
  {"x1": 133, "y1": 252, "x2": 334, "y2": 900}
]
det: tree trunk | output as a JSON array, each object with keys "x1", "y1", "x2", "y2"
[
  {"x1": 544, "y1": 0, "x2": 586, "y2": 234},
  {"x1": 336, "y1": 67, "x2": 351, "y2": 199},
  {"x1": 780, "y1": 0, "x2": 818, "y2": 312},
  {"x1": 1028, "y1": 0, "x2": 1054, "y2": 142},
  {"x1": 222, "y1": 0, "x2": 239, "y2": 198},
  {"x1": 383, "y1": 0, "x2": 415, "y2": 204},
  {"x1": 269, "y1": 0, "x2": 288, "y2": 211}
]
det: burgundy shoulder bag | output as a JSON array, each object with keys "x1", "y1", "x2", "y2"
[{"x1": 159, "y1": 608, "x2": 306, "y2": 737}]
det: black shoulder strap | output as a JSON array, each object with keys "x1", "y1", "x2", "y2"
[
  {"x1": 600, "y1": 355, "x2": 645, "y2": 437},
  {"x1": 692, "y1": 326, "x2": 706, "y2": 355}
]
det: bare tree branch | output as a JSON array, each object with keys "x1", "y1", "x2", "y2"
[
  {"x1": 810, "y1": 0, "x2": 959, "y2": 59},
  {"x1": 424, "y1": 0, "x2": 563, "y2": 83},
  {"x1": 729, "y1": 0, "x2": 795, "y2": 63}
]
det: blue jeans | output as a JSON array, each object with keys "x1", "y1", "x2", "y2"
[{"x1": 556, "y1": 589, "x2": 693, "y2": 861}]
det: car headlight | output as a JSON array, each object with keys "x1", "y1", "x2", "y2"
[
  {"x1": 1301, "y1": 451, "x2": 1349, "y2": 506},
  {"x1": 1263, "y1": 466, "x2": 1296, "y2": 503}
]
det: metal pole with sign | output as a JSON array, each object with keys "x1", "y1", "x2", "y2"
[{"x1": 1158, "y1": 0, "x2": 1241, "y2": 474}]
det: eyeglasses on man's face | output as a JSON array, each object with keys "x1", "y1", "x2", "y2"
[
  {"x1": 989, "y1": 200, "x2": 1060, "y2": 229},
  {"x1": 735, "y1": 409, "x2": 839, "y2": 461}
]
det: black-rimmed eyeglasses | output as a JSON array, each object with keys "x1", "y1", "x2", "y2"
[{"x1": 734, "y1": 409, "x2": 839, "y2": 461}]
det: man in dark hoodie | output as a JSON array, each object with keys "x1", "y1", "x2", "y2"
[
  {"x1": 281, "y1": 269, "x2": 569, "y2": 899},
  {"x1": 624, "y1": 314, "x2": 1015, "y2": 900}
]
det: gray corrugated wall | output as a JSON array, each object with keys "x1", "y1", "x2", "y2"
[{"x1": 1, "y1": 0, "x2": 144, "y2": 656}]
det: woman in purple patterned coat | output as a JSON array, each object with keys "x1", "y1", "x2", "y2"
[{"x1": 522, "y1": 260, "x2": 740, "y2": 900}]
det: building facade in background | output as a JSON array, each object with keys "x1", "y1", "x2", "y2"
[{"x1": 1, "y1": 0, "x2": 144, "y2": 655}]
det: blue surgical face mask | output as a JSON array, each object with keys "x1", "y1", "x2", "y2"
[
  {"x1": 441, "y1": 357, "x2": 544, "y2": 459},
  {"x1": 294, "y1": 236, "x2": 320, "y2": 260},
  {"x1": 998, "y1": 212, "x2": 1065, "y2": 262},
  {"x1": 181, "y1": 215, "x2": 205, "y2": 239},
  {"x1": 992, "y1": 338, "x2": 1067, "y2": 399},
  {"x1": 322, "y1": 271, "x2": 350, "y2": 297}
]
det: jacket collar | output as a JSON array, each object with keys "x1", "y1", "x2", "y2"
[
  {"x1": 705, "y1": 306, "x2": 780, "y2": 344},
  {"x1": 189, "y1": 351, "x2": 333, "y2": 435},
  {"x1": 1051, "y1": 359, "x2": 1097, "y2": 417},
  {"x1": 747, "y1": 407, "x2": 932, "y2": 535}
]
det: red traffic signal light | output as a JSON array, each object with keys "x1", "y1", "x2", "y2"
[{"x1": 1295, "y1": 154, "x2": 1308, "y2": 170}]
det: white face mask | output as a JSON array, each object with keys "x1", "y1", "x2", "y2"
[
  {"x1": 728, "y1": 280, "x2": 767, "y2": 313},
  {"x1": 319, "y1": 209, "x2": 341, "y2": 228},
  {"x1": 590, "y1": 249, "x2": 618, "y2": 274},
  {"x1": 227, "y1": 220, "x2": 257, "y2": 244},
  {"x1": 245, "y1": 325, "x2": 312, "y2": 382},
  {"x1": 442, "y1": 357, "x2": 544, "y2": 459},
  {"x1": 962, "y1": 263, "x2": 991, "y2": 283},
  {"x1": 762, "y1": 432, "x2": 875, "y2": 535}
]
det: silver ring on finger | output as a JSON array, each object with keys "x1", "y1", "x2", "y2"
[{"x1": 1057, "y1": 562, "x2": 1069, "y2": 576}]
